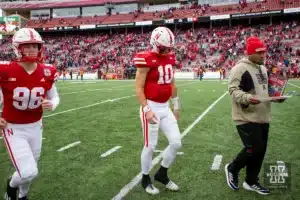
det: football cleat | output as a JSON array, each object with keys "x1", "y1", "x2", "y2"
[
  {"x1": 141, "y1": 174, "x2": 159, "y2": 195},
  {"x1": 165, "y1": 180, "x2": 179, "y2": 191},
  {"x1": 18, "y1": 197, "x2": 28, "y2": 200},
  {"x1": 154, "y1": 171, "x2": 179, "y2": 191},
  {"x1": 144, "y1": 184, "x2": 160, "y2": 195},
  {"x1": 243, "y1": 182, "x2": 270, "y2": 195},
  {"x1": 4, "y1": 178, "x2": 18, "y2": 200}
]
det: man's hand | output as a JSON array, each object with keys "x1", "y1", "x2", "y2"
[
  {"x1": 249, "y1": 96, "x2": 261, "y2": 104},
  {"x1": 0, "y1": 117, "x2": 7, "y2": 129},
  {"x1": 145, "y1": 110, "x2": 159, "y2": 124},
  {"x1": 173, "y1": 109, "x2": 180, "y2": 121},
  {"x1": 42, "y1": 99, "x2": 53, "y2": 111}
]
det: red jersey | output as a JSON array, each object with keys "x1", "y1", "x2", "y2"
[
  {"x1": 134, "y1": 51, "x2": 175, "y2": 103},
  {"x1": 0, "y1": 61, "x2": 57, "y2": 124}
]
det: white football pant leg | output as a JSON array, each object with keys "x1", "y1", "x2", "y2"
[
  {"x1": 159, "y1": 108, "x2": 182, "y2": 168},
  {"x1": 2, "y1": 121, "x2": 42, "y2": 197},
  {"x1": 140, "y1": 106, "x2": 160, "y2": 175},
  {"x1": 19, "y1": 122, "x2": 43, "y2": 198}
]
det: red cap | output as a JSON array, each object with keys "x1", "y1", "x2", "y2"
[{"x1": 246, "y1": 36, "x2": 266, "y2": 55}]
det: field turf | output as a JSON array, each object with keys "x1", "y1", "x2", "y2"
[{"x1": 0, "y1": 79, "x2": 299, "y2": 200}]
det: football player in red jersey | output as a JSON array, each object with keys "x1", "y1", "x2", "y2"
[
  {"x1": 0, "y1": 28, "x2": 60, "y2": 200},
  {"x1": 134, "y1": 27, "x2": 181, "y2": 195}
]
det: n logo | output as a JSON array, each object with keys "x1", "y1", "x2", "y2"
[
  {"x1": 154, "y1": 33, "x2": 160, "y2": 40},
  {"x1": 3, "y1": 128, "x2": 13, "y2": 136}
]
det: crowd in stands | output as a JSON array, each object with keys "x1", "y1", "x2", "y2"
[
  {"x1": 0, "y1": 21, "x2": 300, "y2": 78},
  {"x1": 23, "y1": 0, "x2": 300, "y2": 30},
  {"x1": 0, "y1": 0, "x2": 49, "y2": 2}
]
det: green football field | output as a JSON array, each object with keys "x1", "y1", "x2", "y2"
[{"x1": 0, "y1": 79, "x2": 299, "y2": 200}]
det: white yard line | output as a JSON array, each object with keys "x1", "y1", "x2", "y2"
[
  {"x1": 69, "y1": 81, "x2": 98, "y2": 84},
  {"x1": 59, "y1": 82, "x2": 195, "y2": 96},
  {"x1": 44, "y1": 82, "x2": 197, "y2": 118},
  {"x1": 177, "y1": 82, "x2": 196, "y2": 87},
  {"x1": 43, "y1": 95, "x2": 134, "y2": 118},
  {"x1": 57, "y1": 141, "x2": 81, "y2": 152},
  {"x1": 111, "y1": 91, "x2": 228, "y2": 200},
  {"x1": 288, "y1": 82, "x2": 300, "y2": 89},
  {"x1": 57, "y1": 79, "x2": 229, "y2": 84},
  {"x1": 180, "y1": 92, "x2": 228, "y2": 139},
  {"x1": 154, "y1": 150, "x2": 184, "y2": 155},
  {"x1": 75, "y1": 80, "x2": 194, "y2": 82},
  {"x1": 57, "y1": 82, "x2": 108, "y2": 89},
  {"x1": 60, "y1": 85, "x2": 133, "y2": 95},
  {"x1": 100, "y1": 146, "x2": 122, "y2": 158},
  {"x1": 211, "y1": 155, "x2": 223, "y2": 170}
]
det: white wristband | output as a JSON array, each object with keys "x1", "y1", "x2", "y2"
[
  {"x1": 51, "y1": 101, "x2": 59, "y2": 111},
  {"x1": 143, "y1": 105, "x2": 151, "y2": 113},
  {"x1": 171, "y1": 97, "x2": 180, "y2": 110}
]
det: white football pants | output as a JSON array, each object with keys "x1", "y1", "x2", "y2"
[
  {"x1": 140, "y1": 100, "x2": 182, "y2": 175},
  {"x1": 2, "y1": 120, "x2": 43, "y2": 198}
]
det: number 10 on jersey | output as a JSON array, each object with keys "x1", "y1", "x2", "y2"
[{"x1": 158, "y1": 64, "x2": 173, "y2": 84}]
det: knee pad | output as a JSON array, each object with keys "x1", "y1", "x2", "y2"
[
  {"x1": 20, "y1": 166, "x2": 38, "y2": 183},
  {"x1": 147, "y1": 143, "x2": 157, "y2": 152},
  {"x1": 170, "y1": 141, "x2": 182, "y2": 150}
]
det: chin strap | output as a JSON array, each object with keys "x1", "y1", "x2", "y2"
[{"x1": 18, "y1": 56, "x2": 42, "y2": 63}]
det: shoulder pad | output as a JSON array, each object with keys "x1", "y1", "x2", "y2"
[
  {"x1": 0, "y1": 61, "x2": 11, "y2": 66},
  {"x1": 43, "y1": 63, "x2": 55, "y2": 68},
  {"x1": 134, "y1": 51, "x2": 152, "y2": 68}
]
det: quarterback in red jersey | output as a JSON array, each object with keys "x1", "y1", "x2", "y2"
[
  {"x1": 0, "y1": 28, "x2": 60, "y2": 200},
  {"x1": 134, "y1": 26, "x2": 181, "y2": 195}
]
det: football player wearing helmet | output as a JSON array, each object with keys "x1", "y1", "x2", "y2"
[
  {"x1": 134, "y1": 26, "x2": 182, "y2": 195},
  {"x1": 0, "y1": 28, "x2": 60, "y2": 200}
]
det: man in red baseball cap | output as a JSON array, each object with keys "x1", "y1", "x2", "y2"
[
  {"x1": 225, "y1": 36, "x2": 285, "y2": 195},
  {"x1": 246, "y1": 36, "x2": 267, "y2": 65}
]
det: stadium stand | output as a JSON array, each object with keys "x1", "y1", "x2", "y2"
[
  {"x1": 1, "y1": 21, "x2": 299, "y2": 78},
  {"x1": 0, "y1": 0, "x2": 299, "y2": 78}
]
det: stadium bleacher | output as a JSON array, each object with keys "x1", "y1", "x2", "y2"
[
  {"x1": 1, "y1": 22, "x2": 299, "y2": 78},
  {"x1": 0, "y1": 0, "x2": 299, "y2": 77}
]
